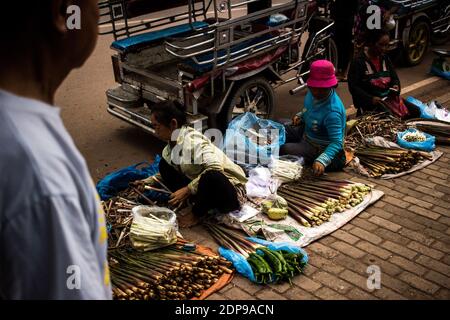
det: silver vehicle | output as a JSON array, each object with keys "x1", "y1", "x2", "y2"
[{"x1": 99, "y1": 0, "x2": 337, "y2": 135}]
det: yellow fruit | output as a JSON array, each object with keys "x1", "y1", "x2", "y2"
[{"x1": 267, "y1": 208, "x2": 288, "y2": 220}]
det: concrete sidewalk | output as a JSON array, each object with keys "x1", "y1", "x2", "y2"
[{"x1": 180, "y1": 80, "x2": 450, "y2": 300}]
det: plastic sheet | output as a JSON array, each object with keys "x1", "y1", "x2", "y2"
[{"x1": 397, "y1": 129, "x2": 436, "y2": 152}]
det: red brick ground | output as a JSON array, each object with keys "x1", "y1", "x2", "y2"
[{"x1": 182, "y1": 82, "x2": 450, "y2": 300}]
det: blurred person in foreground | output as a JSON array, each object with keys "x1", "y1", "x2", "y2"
[{"x1": 0, "y1": 0, "x2": 111, "y2": 299}]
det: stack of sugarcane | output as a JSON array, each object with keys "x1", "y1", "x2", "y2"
[
  {"x1": 103, "y1": 197, "x2": 141, "y2": 248},
  {"x1": 204, "y1": 223, "x2": 307, "y2": 284},
  {"x1": 346, "y1": 112, "x2": 407, "y2": 148},
  {"x1": 277, "y1": 178, "x2": 372, "y2": 227},
  {"x1": 355, "y1": 146, "x2": 432, "y2": 177},
  {"x1": 109, "y1": 240, "x2": 233, "y2": 300}
]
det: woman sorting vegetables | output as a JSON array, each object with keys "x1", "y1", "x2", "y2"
[
  {"x1": 137, "y1": 101, "x2": 247, "y2": 227},
  {"x1": 348, "y1": 29, "x2": 404, "y2": 116},
  {"x1": 281, "y1": 60, "x2": 346, "y2": 176}
]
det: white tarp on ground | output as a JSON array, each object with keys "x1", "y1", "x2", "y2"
[{"x1": 218, "y1": 189, "x2": 384, "y2": 248}]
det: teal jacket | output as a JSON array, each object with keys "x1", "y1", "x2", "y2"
[{"x1": 299, "y1": 89, "x2": 346, "y2": 167}]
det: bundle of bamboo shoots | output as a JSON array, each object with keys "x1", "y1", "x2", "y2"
[
  {"x1": 204, "y1": 223, "x2": 307, "y2": 284},
  {"x1": 103, "y1": 197, "x2": 141, "y2": 248},
  {"x1": 277, "y1": 178, "x2": 372, "y2": 227},
  {"x1": 110, "y1": 239, "x2": 233, "y2": 300},
  {"x1": 355, "y1": 146, "x2": 432, "y2": 177},
  {"x1": 346, "y1": 112, "x2": 407, "y2": 148}
]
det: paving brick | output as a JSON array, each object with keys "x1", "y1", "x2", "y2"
[
  {"x1": 308, "y1": 242, "x2": 339, "y2": 259},
  {"x1": 424, "y1": 270, "x2": 450, "y2": 290},
  {"x1": 347, "y1": 288, "x2": 378, "y2": 300},
  {"x1": 350, "y1": 218, "x2": 378, "y2": 232},
  {"x1": 407, "y1": 241, "x2": 445, "y2": 260},
  {"x1": 222, "y1": 287, "x2": 256, "y2": 300},
  {"x1": 339, "y1": 270, "x2": 371, "y2": 291},
  {"x1": 434, "y1": 288, "x2": 450, "y2": 300},
  {"x1": 303, "y1": 264, "x2": 318, "y2": 277},
  {"x1": 403, "y1": 196, "x2": 434, "y2": 209},
  {"x1": 398, "y1": 272, "x2": 440, "y2": 294},
  {"x1": 429, "y1": 176, "x2": 450, "y2": 188},
  {"x1": 231, "y1": 275, "x2": 263, "y2": 295},
  {"x1": 415, "y1": 185, "x2": 444, "y2": 198},
  {"x1": 314, "y1": 287, "x2": 348, "y2": 300},
  {"x1": 381, "y1": 241, "x2": 418, "y2": 260},
  {"x1": 255, "y1": 289, "x2": 287, "y2": 300},
  {"x1": 409, "y1": 205, "x2": 441, "y2": 220},
  {"x1": 390, "y1": 215, "x2": 424, "y2": 231},
  {"x1": 207, "y1": 293, "x2": 225, "y2": 300},
  {"x1": 421, "y1": 167, "x2": 445, "y2": 179},
  {"x1": 363, "y1": 255, "x2": 402, "y2": 276},
  {"x1": 383, "y1": 196, "x2": 410, "y2": 209},
  {"x1": 389, "y1": 256, "x2": 427, "y2": 276},
  {"x1": 331, "y1": 241, "x2": 366, "y2": 259},
  {"x1": 349, "y1": 226, "x2": 383, "y2": 245},
  {"x1": 423, "y1": 228, "x2": 450, "y2": 243},
  {"x1": 373, "y1": 228, "x2": 411, "y2": 246},
  {"x1": 330, "y1": 230, "x2": 360, "y2": 245},
  {"x1": 431, "y1": 206, "x2": 449, "y2": 217},
  {"x1": 268, "y1": 282, "x2": 292, "y2": 294},
  {"x1": 438, "y1": 216, "x2": 450, "y2": 227},
  {"x1": 333, "y1": 254, "x2": 367, "y2": 276},
  {"x1": 394, "y1": 186, "x2": 425, "y2": 199},
  {"x1": 284, "y1": 286, "x2": 318, "y2": 300},
  {"x1": 308, "y1": 253, "x2": 345, "y2": 275},
  {"x1": 398, "y1": 228, "x2": 434, "y2": 245},
  {"x1": 366, "y1": 207, "x2": 393, "y2": 220},
  {"x1": 292, "y1": 276, "x2": 322, "y2": 292},
  {"x1": 372, "y1": 287, "x2": 407, "y2": 300},
  {"x1": 435, "y1": 185, "x2": 450, "y2": 195},
  {"x1": 408, "y1": 176, "x2": 437, "y2": 190},
  {"x1": 312, "y1": 271, "x2": 353, "y2": 294},
  {"x1": 368, "y1": 216, "x2": 402, "y2": 232},
  {"x1": 356, "y1": 241, "x2": 392, "y2": 260},
  {"x1": 373, "y1": 201, "x2": 386, "y2": 209},
  {"x1": 380, "y1": 274, "x2": 433, "y2": 300},
  {"x1": 319, "y1": 236, "x2": 338, "y2": 246},
  {"x1": 415, "y1": 255, "x2": 450, "y2": 275},
  {"x1": 430, "y1": 241, "x2": 450, "y2": 254},
  {"x1": 341, "y1": 224, "x2": 354, "y2": 231}
]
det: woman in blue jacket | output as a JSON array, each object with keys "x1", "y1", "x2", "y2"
[{"x1": 281, "y1": 60, "x2": 346, "y2": 176}]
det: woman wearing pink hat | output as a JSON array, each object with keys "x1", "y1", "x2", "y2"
[{"x1": 281, "y1": 60, "x2": 346, "y2": 176}]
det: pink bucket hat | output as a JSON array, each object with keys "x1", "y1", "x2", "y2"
[{"x1": 307, "y1": 60, "x2": 337, "y2": 88}]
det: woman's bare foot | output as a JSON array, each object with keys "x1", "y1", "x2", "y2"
[{"x1": 177, "y1": 212, "x2": 201, "y2": 228}]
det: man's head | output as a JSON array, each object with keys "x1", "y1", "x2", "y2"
[{"x1": 0, "y1": 1, "x2": 99, "y2": 101}]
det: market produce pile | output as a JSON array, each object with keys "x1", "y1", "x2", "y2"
[
  {"x1": 103, "y1": 197, "x2": 138, "y2": 249},
  {"x1": 109, "y1": 239, "x2": 233, "y2": 300},
  {"x1": 355, "y1": 146, "x2": 432, "y2": 177},
  {"x1": 345, "y1": 113, "x2": 407, "y2": 148},
  {"x1": 205, "y1": 223, "x2": 306, "y2": 284},
  {"x1": 277, "y1": 178, "x2": 372, "y2": 227},
  {"x1": 406, "y1": 119, "x2": 450, "y2": 144}
]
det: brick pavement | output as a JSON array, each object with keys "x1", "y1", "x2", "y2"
[{"x1": 181, "y1": 81, "x2": 450, "y2": 300}]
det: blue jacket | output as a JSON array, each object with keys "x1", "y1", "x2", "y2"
[{"x1": 300, "y1": 89, "x2": 346, "y2": 167}]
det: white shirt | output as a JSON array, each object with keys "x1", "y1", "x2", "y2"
[{"x1": 0, "y1": 89, "x2": 111, "y2": 300}]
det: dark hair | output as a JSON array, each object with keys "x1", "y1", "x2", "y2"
[
  {"x1": 365, "y1": 29, "x2": 390, "y2": 46},
  {"x1": 151, "y1": 100, "x2": 187, "y2": 128}
]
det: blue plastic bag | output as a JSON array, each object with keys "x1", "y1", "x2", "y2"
[
  {"x1": 218, "y1": 247, "x2": 256, "y2": 282},
  {"x1": 223, "y1": 112, "x2": 286, "y2": 166},
  {"x1": 405, "y1": 96, "x2": 434, "y2": 119},
  {"x1": 96, "y1": 155, "x2": 161, "y2": 200},
  {"x1": 397, "y1": 129, "x2": 436, "y2": 152}
]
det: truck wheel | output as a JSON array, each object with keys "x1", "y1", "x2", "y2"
[
  {"x1": 219, "y1": 77, "x2": 274, "y2": 131},
  {"x1": 404, "y1": 21, "x2": 430, "y2": 66}
]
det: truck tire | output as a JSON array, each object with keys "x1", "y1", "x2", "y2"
[{"x1": 403, "y1": 20, "x2": 430, "y2": 66}]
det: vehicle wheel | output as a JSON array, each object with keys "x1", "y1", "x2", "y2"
[
  {"x1": 403, "y1": 21, "x2": 430, "y2": 66},
  {"x1": 300, "y1": 36, "x2": 338, "y2": 74},
  {"x1": 219, "y1": 77, "x2": 274, "y2": 131}
]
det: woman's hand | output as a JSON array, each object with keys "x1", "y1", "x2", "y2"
[
  {"x1": 312, "y1": 161, "x2": 325, "y2": 176},
  {"x1": 392, "y1": 85, "x2": 400, "y2": 91},
  {"x1": 168, "y1": 186, "x2": 191, "y2": 207},
  {"x1": 372, "y1": 96, "x2": 383, "y2": 105}
]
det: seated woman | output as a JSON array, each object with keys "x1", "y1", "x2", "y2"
[
  {"x1": 139, "y1": 101, "x2": 247, "y2": 226},
  {"x1": 281, "y1": 60, "x2": 346, "y2": 176},
  {"x1": 348, "y1": 29, "x2": 401, "y2": 116}
]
